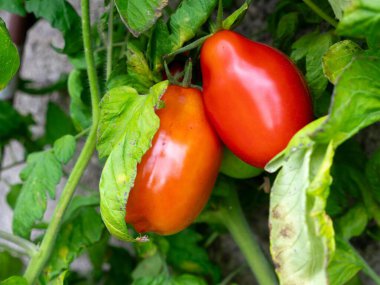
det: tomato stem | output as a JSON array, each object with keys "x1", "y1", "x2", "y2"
[
  {"x1": 23, "y1": 0, "x2": 101, "y2": 283},
  {"x1": 303, "y1": 0, "x2": 338, "y2": 28},
  {"x1": 215, "y1": 0, "x2": 224, "y2": 32},
  {"x1": 106, "y1": 0, "x2": 115, "y2": 80},
  {"x1": 164, "y1": 34, "x2": 211, "y2": 60},
  {"x1": 182, "y1": 59, "x2": 193, "y2": 88},
  {"x1": 217, "y1": 185, "x2": 279, "y2": 285},
  {"x1": 0, "y1": 230, "x2": 37, "y2": 257},
  {"x1": 163, "y1": 60, "x2": 176, "y2": 82},
  {"x1": 346, "y1": 240, "x2": 380, "y2": 285}
]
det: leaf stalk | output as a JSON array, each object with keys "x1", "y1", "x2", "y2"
[
  {"x1": 303, "y1": 0, "x2": 338, "y2": 28},
  {"x1": 0, "y1": 230, "x2": 37, "y2": 257}
]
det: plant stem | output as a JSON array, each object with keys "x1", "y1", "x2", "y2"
[
  {"x1": 0, "y1": 230, "x2": 37, "y2": 257},
  {"x1": 23, "y1": 0, "x2": 100, "y2": 283},
  {"x1": 348, "y1": 242, "x2": 380, "y2": 285},
  {"x1": 74, "y1": 127, "x2": 91, "y2": 140},
  {"x1": 303, "y1": 0, "x2": 338, "y2": 28},
  {"x1": 217, "y1": 186, "x2": 278, "y2": 285},
  {"x1": 0, "y1": 243, "x2": 27, "y2": 258},
  {"x1": 0, "y1": 160, "x2": 25, "y2": 172},
  {"x1": 164, "y1": 34, "x2": 211, "y2": 59},
  {"x1": 106, "y1": 0, "x2": 115, "y2": 80},
  {"x1": 82, "y1": 0, "x2": 101, "y2": 112},
  {"x1": 215, "y1": 0, "x2": 224, "y2": 31}
]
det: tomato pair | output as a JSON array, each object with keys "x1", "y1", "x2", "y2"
[{"x1": 125, "y1": 30, "x2": 313, "y2": 235}]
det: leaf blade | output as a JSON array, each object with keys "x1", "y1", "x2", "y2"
[{"x1": 99, "y1": 81, "x2": 168, "y2": 241}]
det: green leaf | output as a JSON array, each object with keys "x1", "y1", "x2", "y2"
[
  {"x1": 337, "y1": 0, "x2": 380, "y2": 48},
  {"x1": 274, "y1": 12, "x2": 298, "y2": 50},
  {"x1": 291, "y1": 31, "x2": 335, "y2": 99},
  {"x1": 166, "y1": 230, "x2": 220, "y2": 283},
  {"x1": 53, "y1": 135, "x2": 76, "y2": 164},
  {"x1": 366, "y1": 148, "x2": 380, "y2": 204},
  {"x1": 13, "y1": 151, "x2": 62, "y2": 238},
  {"x1": 0, "y1": 0, "x2": 26, "y2": 16},
  {"x1": 43, "y1": 207, "x2": 104, "y2": 281},
  {"x1": 18, "y1": 74, "x2": 68, "y2": 96},
  {"x1": 169, "y1": 0, "x2": 217, "y2": 50},
  {"x1": 328, "y1": 0, "x2": 352, "y2": 20},
  {"x1": 98, "y1": 81, "x2": 168, "y2": 241},
  {"x1": 335, "y1": 204, "x2": 368, "y2": 241},
  {"x1": 267, "y1": 117, "x2": 335, "y2": 285},
  {"x1": 133, "y1": 274, "x2": 207, "y2": 285},
  {"x1": 115, "y1": 0, "x2": 168, "y2": 37},
  {"x1": 0, "y1": 276, "x2": 27, "y2": 285},
  {"x1": 0, "y1": 19, "x2": 20, "y2": 90},
  {"x1": 107, "y1": 36, "x2": 156, "y2": 93},
  {"x1": 0, "y1": 251, "x2": 23, "y2": 281},
  {"x1": 132, "y1": 275, "x2": 171, "y2": 285},
  {"x1": 126, "y1": 40, "x2": 157, "y2": 92},
  {"x1": 0, "y1": 101, "x2": 31, "y2": 143},
  {"x1": 172, "y1": 275, "x2": 207, "y2": 285},
  {"x1": 327, "y1": 141, "x2": 365, "y2": 217},
  {"x1": 62, "y1": 193, "x2": 100, "y2": 223},
  {"x1": 327, "y1": 238, "x2": 363, "y2": 285},
  {"x1": 132, "y1": 253, "x2": 165, "y2": 280},
  {"x1": 147, "y1": 20, "x2": 172, "y2": 72},
  {"x1": 44, "y1": 102, "x2": 76, "y2": 145},
  {"x1": 222, "y1": 1, "x2": 249, "y2": 30},
  {"x1": 68, "y1": 69, "x2": 92, "y2": 131},
  {"x1": 6, "y1": 184, "x2": 22, "y2": 210},
  {"x1": 94, "y1": 245, "x2": 134, "y2": 284},
  {"x1": 25, "y1": 0, "x2": 82, "y2": 56},
  {"x1": 313, "y1": 50, "x2": 380, "y2": 145},
  {"x1": 48, "y1": 271, "x2": 68, "y2": 285},
  {"x1": 148, "y1": 0, "x2": 217, "y2": 71},
  {"x1": 322, "y1": 40, "x2": 362, "y2": 84}
]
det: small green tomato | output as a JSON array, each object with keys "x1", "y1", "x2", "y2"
[{"x1": 220, "y1": 147, "x2": 263, "y2": 179}]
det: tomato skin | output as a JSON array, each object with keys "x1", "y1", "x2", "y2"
[
  {"x1": 200, "y1": 30, "x2": 313, "y2": 168},
  {"x1": 220, "y1": 147, "x2": 263, "y2": 179},
  {"x1": 125, "y1": 85, "x2": 222, "y2": 235}
]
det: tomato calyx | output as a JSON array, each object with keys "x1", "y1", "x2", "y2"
[
  {"x1": 163, "y1": 60, "x2": 184, "y2": 84},
  {"x1": 163, "y1": 59, "x2": 200, "y2": 90}
]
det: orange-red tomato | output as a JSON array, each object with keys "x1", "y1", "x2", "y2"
[
  {"x1": 125, "y1": 85, "x2": 222, "y2": 235},
  {"x1": 201, "y1": 30, "x2": 313, "y2": 168}
]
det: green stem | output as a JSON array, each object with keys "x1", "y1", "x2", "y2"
[
  {"x1": 23, "y1": 0, "x2": 100, "y2": 283},
  {"x1": 348, "y1": 242, "x2": 380, "y2": 285},
  {"x1": 164, "y1": 34, "x2": 211, "y2": 59},
  {"x1": 0, "y1": 244, "x2": 27, "y2": 258},
  {"x1": 303, "y1": 0, "x2": 338, "y2": 28},
  {"x1": 0, "y1": 160, "x2": 25, "y2": 172},
  {"x1": 106, "y1": 0, "x2": 115, "y2": 80},
  {"x1": 219, "y1": 266, "x2": 244, "y2": 285},
  {"x1": 74, "y1": 127, "x2": 91, "y2": 140},
  {"x1": 0, "y1": 230, "x2": 37, "y2": 257},
  {"x1": 182, "y1": 59, "x2": 193, "y2": 88},
  {"x1": 216, "y1": 0, "x2": 224, "y2": 31},
  {"x1": 217, "y1": 186, "x2": 278, "y2": 285}
]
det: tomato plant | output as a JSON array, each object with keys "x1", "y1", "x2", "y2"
[
  {"x1": 125, "y1": 85, "x2": 222, "y2": 235},
  {"x1": 201, "y1": 30, "x2": 313, "y2": 168},
  {"x1": 1, "y1": 0, "x2": 380, "y2": 285}
]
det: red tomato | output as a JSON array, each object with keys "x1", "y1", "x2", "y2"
[
  {"x1": 125, "y1": 85, "x2": 222, "y2": 235},
  {"x1": 200, "y1": 30, "x2": 313, "y2": 168}
]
